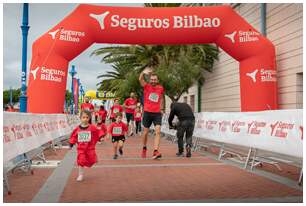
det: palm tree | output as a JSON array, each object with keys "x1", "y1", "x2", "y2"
[
  {"x1": 97, "y1": 62, "x2": 142, "y2": 100},
  {"x1": 92, "y1": 45, "x2": 165, "y2": 71}
]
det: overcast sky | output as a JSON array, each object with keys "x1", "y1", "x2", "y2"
[{"x1": 3, "y1": 3, "x2": 142, "y2": 91}]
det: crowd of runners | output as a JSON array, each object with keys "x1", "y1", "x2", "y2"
[{"x1": 69, "y1": 67, "x2": 195, "y2": 182}]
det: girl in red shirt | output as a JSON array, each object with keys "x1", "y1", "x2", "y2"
[
  {"x1": 69, "y1": 110, "x2": 100, "y2": 181},
  {"x1": 69, "y1": 110, "x2": 99, "y2": 181},
  {"x1": 134, "y1": 106, "x2": 142, "y2": 136},
  {"x1": 109, "y1": 99, "x2": 123, "y2": 122},
  {"x1": 107, "y1": 112, "x2": 128, "y2": 159}
]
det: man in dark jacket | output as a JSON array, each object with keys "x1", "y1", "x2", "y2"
[{"x1": 168, "y1": 102, "x2": 195, "y2": 157}]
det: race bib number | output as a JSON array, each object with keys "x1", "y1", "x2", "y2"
[
  {"x1": 84, "y1": 107, "x2": 91, "y2": 111},
  {"x1": 112, "y1": 127, "x2": 122, "y2": 135},
  {"x1": 78, "y1": 131, "x2": 91, "y2": 142},
  {"x1": 135, "y1": 113, "x2": 141, "y2": 118},
  {"x1": 149, "y1": 93, "x2": 159, "y2": 103},
  {"x1": 113, "y1": 108, "x2": 119, "y2": 113}
]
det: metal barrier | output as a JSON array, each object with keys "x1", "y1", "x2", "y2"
[
  {"x1": 3, "y1": 135, "x2": 69, "y2": 195},
  {"x1": 162, "y1": 132, "x2": 303, "y2": 186}
]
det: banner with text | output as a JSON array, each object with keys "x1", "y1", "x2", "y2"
[
  {"x1": 3, "y1": 112, "x2": 79, "y2": 163},
  {"x1": 161, "y1": 109, "x2": 303, "y2": 158}
]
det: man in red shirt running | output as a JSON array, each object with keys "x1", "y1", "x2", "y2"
[
  {"x1": 80, "y1": 96, "x2": 94, "y2": 124},
  {"x1": 124, "y1": 92, "x2": 137, "y2": 136},
  {"x1": 139, "y1": 67, "x2": 165, "y2": 159}
]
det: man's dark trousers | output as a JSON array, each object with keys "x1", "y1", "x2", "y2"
[{"x1": 176, "y1": 120, "x2": 195, "y2": 153}]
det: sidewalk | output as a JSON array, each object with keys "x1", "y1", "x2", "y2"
[{"x1": 4, "y1": 134, "x2": 303, "y2": 203}]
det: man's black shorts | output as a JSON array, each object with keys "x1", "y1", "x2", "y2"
[
  {"x1": 112, "y1": 135, "x2": 125, "y2": 143},
  {"x1": 142, "y1": 112, "x2": 162, "y2": 128},
  {"x1": 125, "y1": 113, "x2": 134, "y2": 123}
]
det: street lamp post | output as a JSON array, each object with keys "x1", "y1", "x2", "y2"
[
  {"x1": 20, "y1": 3, "x2": 30, "y2": 113},
  {"x1": 76, "y1": 78, "x2": 81, "y2": 114},
  {"x1": 69, "y1": 65, "x2": 77, "y2": 114}
]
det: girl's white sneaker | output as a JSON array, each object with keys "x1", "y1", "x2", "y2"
[{"x1": 76, "y1": 175, "x2": 84, "y2": 182}]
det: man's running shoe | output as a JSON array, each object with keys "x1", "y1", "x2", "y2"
[
  {"x1": 152, "y1": 151, "x2": 162, "y2": 159},
  {"x1": 141, "y1": 148, "x2": 147, "y2": 158},
  {"x1": 113, "y1": 154, "x2": 118, "y2": 159}
]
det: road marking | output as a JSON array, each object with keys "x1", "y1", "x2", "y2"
[
  {"x1": 146, "y1": 196, "x2": 303, "y2": 203},
  {"x1": 77, "y1": 162, "x2": 225, "y2": 169},
  {"x1": 32, "y1": 148, "x2": 76, "y2": 203}
]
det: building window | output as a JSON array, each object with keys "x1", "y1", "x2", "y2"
[
  {"x1": 184, "y1": 96, "x2": 187, "y2": 103},
  {"x1": 190, "y1": 95, "x2": 195, "y2": 112}
]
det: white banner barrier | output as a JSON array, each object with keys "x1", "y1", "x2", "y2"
[
  {"x1": 3, "y1": 112, "x2": 79, "y2": 164},
  {"x1": 161, "y1": 109, "x2": 303, "y2": 158}
]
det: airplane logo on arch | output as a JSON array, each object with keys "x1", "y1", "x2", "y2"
[
  {"x1": 246, "y1": 69, "x2": 258, "y2": 83},
  {"x1": 48, "y1": 29, "x2": 60, "y2": 39},
  {"x1": 31, "y1": 67, "x2": 40, "y2": 80},
  {"x1": 89, "y1": 11, "x2": 110, "y2": 30},
  {"x1": 224, "y1": 31, "x2": 237, "y2": 43}
]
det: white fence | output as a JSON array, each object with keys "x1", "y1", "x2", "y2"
[
  {"x1": 161, "y1": 109, "x2": 303, "y2": 158},
  {"x1": 3, "y1": 112, "x2": 79, "y2": 164}
]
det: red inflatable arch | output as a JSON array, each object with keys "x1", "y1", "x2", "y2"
[{"x1": 28, "y1": 4, "x2": 277, "y2": 113}]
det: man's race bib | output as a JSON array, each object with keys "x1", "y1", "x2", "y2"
[
  {"x1": 84, "y1": 107, "x2": 91, "y2": 111},
  {"x1": 112, "y1": 127, "x2": 122, "y2": 135},
  {"x1": 78, "y1": 131, "x2": 92, "y2": 142},
  {"x1": 135, "y1": 113, "x2": 141, "y2": 118},
  {"x1": 148, "y1": 93, "x2": 159, "y2": 103},
  {"x1": 113, "y1": 108, "x2": 119, "y2": 113}
]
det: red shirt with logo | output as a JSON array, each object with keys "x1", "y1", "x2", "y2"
[
  {"x1": 134, "y1": 111, "x2": 142, "y2": 122},
  {"x1": 69, "y1": 124, "x2": 99, "y2": 150},
  {"x1": 124, "y1": 98, "x2": 137, "y2": 114},
  {"x1": 110, "y1": 105, "x2": 123, "y2": 119},
  {"x1": 98, "y1": 110, "x2": 107, "y2": 120},
  {"x1": 143, "y1": 83, "x2": 164, "y2": 113},
  {"x1": 108, "y1": 122, "x2": 128, "y2": 137},
  {"x1": 81, "y1": 103, "x2": 94, "y2": 112}
]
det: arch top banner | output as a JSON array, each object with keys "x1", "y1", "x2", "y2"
[{"x1": 28, "y1": 4, "x2": 277, "y2": 113}]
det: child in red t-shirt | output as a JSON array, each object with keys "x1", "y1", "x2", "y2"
[
  {"x1": 109, "y1": 99, "x2": 123, "y2": 122},
  {"x1": 69, "y1": 110, "x2": 99, "y2": 181},
  {"x1": 98, "y1": 105, "x2": 108, "y2": 124},
  {"x1": 108, "y1": 112, "x2": 128, "y2": 159},
  {"x1": 134, "y1": 106, "x2": 142, "y2": 136},
  {"x1": 96, "y1": 116, "x2": 108, "y2": 143}
]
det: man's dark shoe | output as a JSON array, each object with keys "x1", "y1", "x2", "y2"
[
  {"x1": 176, "y1": 152, "x2": 184, "y2": 157},
  {"x1": 186, "y1": 147, "x2": 192, "y2": 158}
]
